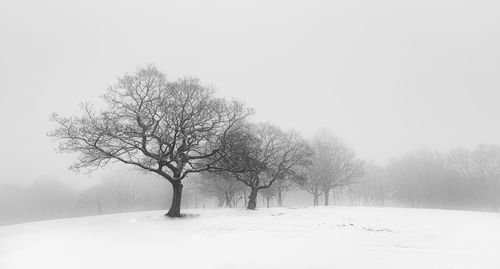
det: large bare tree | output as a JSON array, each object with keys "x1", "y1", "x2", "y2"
[
  {"x1": 49, "y1": 65, "x2": 251, "y2": 217},
  {"x1": 215, "y1": 123, "x2": 311, "y2": 210}
]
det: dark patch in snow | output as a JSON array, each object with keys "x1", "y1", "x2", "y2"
[
  {"x1": 363, "y1": 227, "x2": 393, "y2": 232},
  {"x1": 180, "y1": 213, "x2": 200, "y2": 218},
  {"x1": 333, "y1": 222, "x2": 393, "y2": 233}
]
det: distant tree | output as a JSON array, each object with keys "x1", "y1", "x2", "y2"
[
  {"x1": 312, "y1": 130, "x2": 364, "y2": 206},
  {"x1": 49, "y1": 65, "x2": 251, "y2": 217},
  {"x1": 298, "y1": 161, "x2": 324, "y2": 206},
  {"x1": 381, "y1": 147, "x2": 500, "y2": 211},
  {"x1": 214, "y1": 123, "x2": 311, "y2": 210},
  {"x1": 258, "y1": 176, "x2": 296, "y2": 208},
  {"x1": 299, "y1": 131, "x2": 363, "y2": 206},
  {"x1": 387, "y1": 151, "x2": 464, "y2": 208},
  {"x1": 102, "y1": 178, "x2": 140, "y2": 212},
  {"x1": 198, "y1": 172, "x2": 246, "y2": 208},
  {"x1": 78, "y1": 185, "x2": 107, "y2": 214},
  {"x1": 344, "y1": 164, "x2": 388, "y2": 206},
  {"x1": 273, "y1": 178, "x2": 295, "y2": 207},
  {"x1": 448, "y1": 145, "x2": 500, "y2": 210},
  {"x1": 387, "y1": 151, "x2": 435, "y2": 207},
  {"x1": 260, "y1": 183, "x2": 277, "y2": 208},
  {"x1": 181, "y1": 175, "x2": 203, "y2": 208}
]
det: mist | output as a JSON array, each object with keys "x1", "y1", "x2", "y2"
[
  {"x1": 2, "y1": 0, "x2": 500, "y2": 187},
  {"x1": 1, "y1": 1, "x2": 500, "y2": 268}
]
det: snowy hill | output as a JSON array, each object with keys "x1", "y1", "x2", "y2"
[{"x1": 1, "y1": 207, "x2": 499, "y2": 269}]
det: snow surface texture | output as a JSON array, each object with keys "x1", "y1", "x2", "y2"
[{"x1": 1, "y1": 207, "x2": 499, "y2": 269}]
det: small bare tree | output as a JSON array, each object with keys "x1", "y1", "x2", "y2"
[
  {"x1": 49, "y1": 65, "x2": 251, "y2": 217},
  {"x1": 78, "y1": 185, "x2": 107, "y2": 214}
]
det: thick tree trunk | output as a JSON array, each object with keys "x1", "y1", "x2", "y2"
[
  {"x1": 313, "y1": 193, "x2": 319, "y2": 206},
  {"x1": 247, "y1": 188, "x2": 258, "y2": 210},
  {"x1": 324, "y1": 189, "x2": 330, "y2": 206},
  {"x1": 166, "y1": 181, "x2": 183, "y2": 218},
  {"x1": 266, "y1": 197, "x2": 271, "y2": 208}
]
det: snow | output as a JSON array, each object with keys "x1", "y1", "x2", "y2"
[{"x1": 1, "y1": 206, "x2": 499, "y2": 269}]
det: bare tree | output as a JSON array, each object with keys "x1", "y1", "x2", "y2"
[
  {"x1": 298, "y1": 157, "x2": 325, "y2": 206},
  {"x1": 344, "y1": 164, "x2": 388, "y2": 206},
  {"x1": 274, "y1": 178, "x2": 294, "y2": 207},
  {"x1": 78, "y1": 185, "x2": 107, "y2": 214},
  {"x1": 198, "y1": 172, "x2": 246, "y2": 207},
  {"x1": 260, "y1": 183, "x2": 277, "y2": 208},
  {"x1": 257, "y1": 176, "x2": 296, "y2": 208},
  {"x1": 49, "y1": 65, "x2": 251, "y2": 217},
  {"x1": 299, "y1": 131, "x2": 363, "y2": 206},
  {"x1": 387, "y1": 151, "x2": 465, "y2": 208},
  {"x1": 448, "y1": 145, "x2": 500, "y2": 210},
  {"x1": 313, "y1": 130, "x2": 364, "y2": 206},
  {"x1": 214, "y1": 123, "x2": 311, "y2": 210}
]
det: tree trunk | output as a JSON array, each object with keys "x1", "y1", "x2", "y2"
[
  {"x1": 225, "y1": 193, "x2": 232, "y2": 208},
  {"x1": 166, "y1": 181, "x2": 183, "y2": 218},
  {"x1": 266, "y1": 197, "x2": 271, "y2": 208},
  {"x1": 313, "y1": 193, "x2": 319, "y2": 206},
  {"x1": 247, "y1": 188, "x2": 258, "y2": 210},
  {"x1": 324, "y1": 189, "x2": 330, "y2": 206},
  {"x1": 217, "y1": 195, "x2": 224, "y2": 207},
  {"x1": 277, "y1": 190, "x2": 283, "y2": 207},
  {"x1": 243, "y1": 190, "x2": 247, "y2": 208}
]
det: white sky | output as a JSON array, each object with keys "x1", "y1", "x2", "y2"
[{"x1": 1, "y1": 0, "x2": 499, "y2": 187}]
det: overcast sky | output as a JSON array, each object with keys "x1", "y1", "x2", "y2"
[{"x1": 1, "y1": 0, "x2": 499, "y2": 187}]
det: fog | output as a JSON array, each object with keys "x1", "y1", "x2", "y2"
[{"x1": 1, "y1": 0, "x2": 500, "y2": 224}]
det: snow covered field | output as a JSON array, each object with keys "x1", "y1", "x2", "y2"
[{"x1": 1, "y1": 206, "x2": 499, "y2": 269}]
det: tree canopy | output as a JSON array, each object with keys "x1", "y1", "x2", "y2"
[{"x1": 50, "y1": 65, "x2": 252, "y2": 217}]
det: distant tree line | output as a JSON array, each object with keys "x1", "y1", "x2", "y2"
[
  {"x1": 0, "y1": 172, "x2": 171, "y2": 225},
  {"x1": 4, "y1": 144, "x2": 500, "y2": 225},
  {"x1": 331, "y1": 145, "x2": 500, "y2": 212}
]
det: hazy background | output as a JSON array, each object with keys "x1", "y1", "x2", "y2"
[{"x1": 1, "y1": 0, "x2": 500, "y2": 190}]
